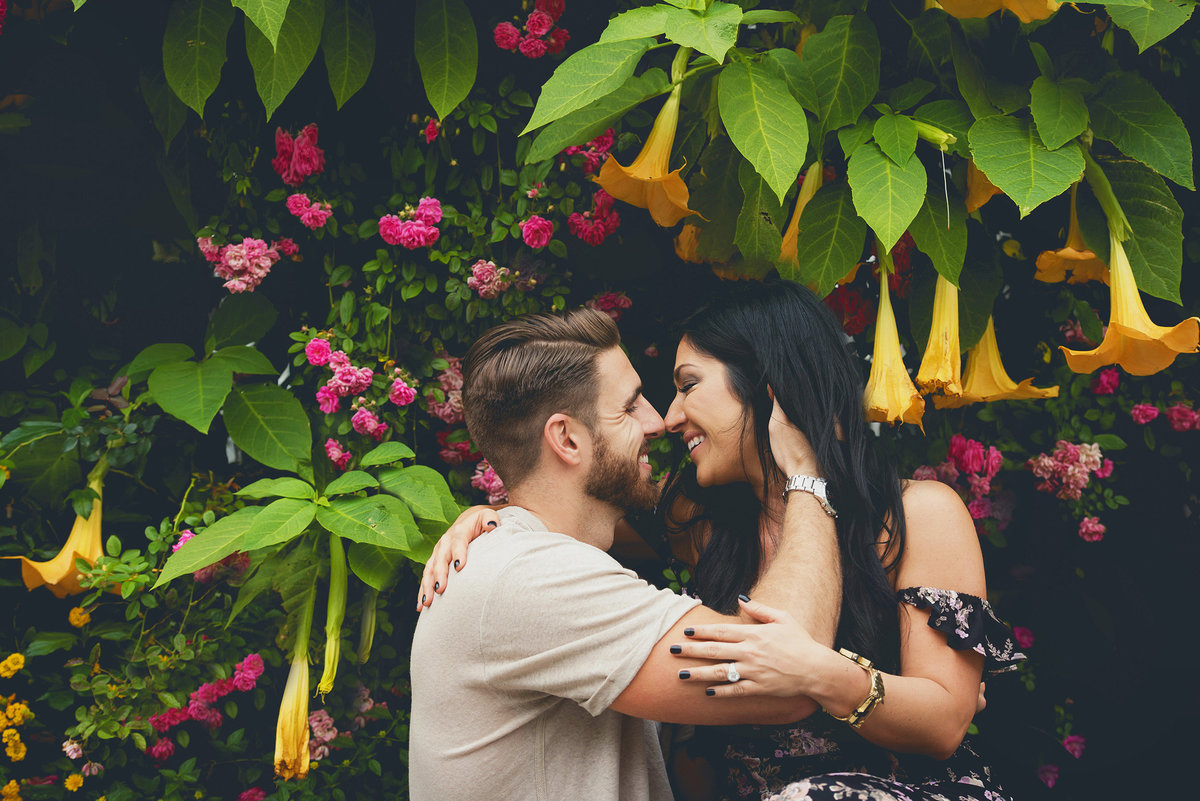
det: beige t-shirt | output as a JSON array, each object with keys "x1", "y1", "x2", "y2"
[{"x1": 409, "y1": 506, "x2": 700, "y2": 801}]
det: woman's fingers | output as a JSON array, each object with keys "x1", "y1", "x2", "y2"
[
  {"x1": 736, "y1": 597, "x2": 790, "y2": 625},
  {"x1": 669, "y1": 640, "x2": 746, "y2": 661}
]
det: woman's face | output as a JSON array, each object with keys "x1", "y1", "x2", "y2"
[{"x1": 665, "y1": 337, "x2": 762, "y2": 489}]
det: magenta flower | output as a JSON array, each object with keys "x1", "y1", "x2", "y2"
[
  {"x1": 273, "y1": 237, "x2": 299, "y2": 257},
  {"x1": 1130, "y1": 403, "x2": 1159, "y2": 425},
  {"x1": 520, "y1": 215, "x2": 554, "y2": 248},
  {"x1": 525, "y1": 10, "x2": 554, "y2": 37},
  {"x1": 423, "y1": 119, "x2": 439, "y2": 144},
  {"x1": 585, "y1": 291, "x2": 633, "y2": 321},
  {"x1": 413, "y1": 196, "x2": 443, "y2": 225},
  {"x1": 148, "y1": 738, "x2": 176, "y2": 761},
  {"x1": 536, "y1": 0, "x2": 565, "y2": 22},
  {"x1": 379, "y1": 214, "x2": 405, "y2": 245},
  {"x1": 325, "y1": 438, "x2": 352, "y2": 471},
  {"x1": 912, "y1": 465, "x2": 938, "y2": 482},
  {"x1": 272, "y1": 124, "x2": 326, "y2": 186},
  {"x1": 389, "y1": 378, "x2": 417, "y2": 406},
  {"x1": 81, "y1": 761, "x2": 102, "y2": 777},
  {"x1": 399, "y1": 219, "x2": 440, "y2": 249},
  {"x1": 306, "y1": 338, "x2": 332, "y2": 366},
  {"x1": 519, "y1": 34, "x2": 548, "y2": 59},
  {"x1": 351, "y1": 407, "x2": 386, "y2": 439},
  {"x1": 493, "y1": 21, "x2": 521, "y2": 50},
  {"x1": 546, "y1": 26, "x2": 570, "y2": 55},
  {"x1": 1063, "y1": 734, "x2": 1086, "y2": 759},
  {"x1": 967, "y1": 498, "x2": 992, "y2": 520},
  {"x1": 1012, "y1": 626, "x2": 1034, "y2": 650},
  {"x1": 237, "y1": 789, "x2": 267, "y2": 801},
  {"x1": 286, "y1": 193, "x2": 311, "y2": 216},
  {"x1": 472, "y1": 459, "x2": 508, "y2": 504},
  {"x1": 299, "y1": 202, "x2": 332, "y2": 230},
  {"x1": 316, "y1": 385, "x2": 341, "y2": 414},
  {"x1": 197, "y1": 236, "x2": 221, "y2": 263},
  {"x1": 1037, "y1": 764, "x2": 1059, "y2": 788},
  {"x1": 213, "y1": 237, "x2": 280, "y2": 293},
  {"x1": 1090, "y1": 366, "x2": 1120, "y2": 395},
  {"x1": 1166, "y1": 403, "x2": 1199, "y2": 432},
  {"x1": 1078, "y1": 516, "x2": 1106, "y2": 542},
  {"x1": 172, "y1": 530, "x2": 196, "y2": 553}
]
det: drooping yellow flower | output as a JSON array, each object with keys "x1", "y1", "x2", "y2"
[
  {"x1": 916, "y1": 275, "x2": 963, "y2": 397},
  {"x1": 935, "y1": 317, "x2": 1059, "y2": 408},
  {"x1": 966, "y1": 159, "x2": 1003, "y2": 213},
  {"x1": 4, "y1": 459, "x2": 108, "y2": 598},
  {"x1": 674, "y1": 223, "x2": 705, "y2": 263},
  {"x1": 1035, "y1": 184, "x2": 1109, "y2": 285},
  {"x1": 1061, "y1": 227, "x2": 1200, "y2": 375},
  {"x1": 596, "y1": 85, "x2": 698, "y2": 227},
  {"x1": 779, "y1": 161, "x2": 824, "y2": 268},
  {"x1": 864, "y1": 265, "x2": 925, "y2": 428},
  {"x1": 275, "y1": 592, "x2": 314, "y2": 781},
  {"x1": 935, "y1": 0, "x2": 1061, "y2": 24}
]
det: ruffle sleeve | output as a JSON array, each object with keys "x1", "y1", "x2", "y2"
[{"x1": 897, "y1": 586, "x2": 1026, "y2": 674}]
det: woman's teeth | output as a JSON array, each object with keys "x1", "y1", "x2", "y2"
[{"x1": 687, "y1": 435, "x2": 705, "y2": 452}]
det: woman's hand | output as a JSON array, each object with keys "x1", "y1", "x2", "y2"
[
  {"x1": 669, "y1": 598, "x2": 825, "y2": 698},
  {"x1": 415, "y1": 505, "x2": 501, "y2": 611},
  {"x1": 767, "y1": 390, "x2": 821, "y2": 478}
]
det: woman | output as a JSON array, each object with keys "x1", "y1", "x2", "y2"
[{"x1": 420, "y1": 280, "x2": 1023, "y2": 801}]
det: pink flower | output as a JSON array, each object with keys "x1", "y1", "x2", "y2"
[
  {"x1": 1166, "y1": 403, "x2": 1199, "y2": 432},
  {"x1": 912, "y1": 465, "x2": 938, "y2": 481},
  {"x1": 272, "y1": 124, "x2": 326, "y2": 186},
  {"x1": 967, "y1": 473, "x2": 991, "y2": 500},
  {"x1": 148, "y1": 738, "x2": 176, "y2": 761},
  {"x1": 414, "y1": 196, "x2": 443, "y2": 225},
  {"x1": 536, "y1": 0, "x2": 565, "y2": 22},
  {"x1": 62, "y1": 739, "x2": 83, "y2": 760},
  {"x1": 273, "y1": 237, "x2": 299, "y2": 257},
  {"x1": 983, "y1": 446, "x2": 1003, "y2": 479},
  {"x1": 585, "y1": 291, "x2": 633, "y2": 321},
  {"x1": 426, "y1": 390, "x2": 464, "y2": 424},
  {"x1": 352, "y1": 407, "x2": 387, "y2": 440},
  {"x1": 568, "y1": 191, "x2": 621, "y2": 246},
  {"x1": 423, "y1": 119, "x2": 439, "y2": 144},
  {"x1": 934, "y1": 460, "x2": 959, "y2": 485},
  {"x1": 81, "y1": 761, "x2": 102, "y2": 777},
  {"x1": 1037, "y1": 764, "x2": 1059, "y2": 788},
  {"x1": 967, "y1": 498, "x2": 992, "y2": 520},
  {"x1": 379, "y1": 214, "x2": 405, "y2": 245},
  {"x1": 519, "y1": 34, "x2": 548, "y2": 59},
  {"x1": 329, "y1": 365, "x2": 374, "y2": 397},
  {"x1": 1094, "y1": 458, "x2": 1113, "y2": 479},
  {"x1": 1091, "y1": 366, "x2": 1120, "y2": 395},
  {"x1": 525, "y1": 10, "x2": 554, "y2": 36},
  {"x1": 466, "y1": 259, "x2": 513, "y2": 299},
  {"x1": 1060, "y1": 318, "x2": 1091, "y2": 345},
  {"x1": 1078, "y1": 516, "x2": 1106, "y2": 542},
  {"x1": 437, "y1": 429, "x2": 479, "y2": 465},
  {"x1": 389, "y1": 379, "x2": 417, "y2": 406},
  {"x1": 197, "y1": 236, "x2": 221, "y2": 263},
  {"x1": 493, "y1": 21, "x2": 521, "y2": 50},
  {"x1": 948, "y1": 434, "x2": 985, "y2": 475},
  {"x1": 397, "y1": 219, "x2": 440, "y2": 249},
  {"x1": 316, "y1": 385, "x2": 341, "y2": 414},
  {"x1": 149, "y1": 707, "x2": 189, "y2": 733},
  {"x1": 286, "y1": 193, "x2": 311, "y2": 216},
  {"x1": 213, "y1": 237, "x2": 280, "y2": 293},
  {"x1": 300, "y1": 202, "x2": 332, "y2": 230},
  {"x1": 172, "y1": 530, "x2": 196, "y2": 553},
  {"x1": 1063, "y1": 734, "x2": 1086, "y2": 759},
  {"x1": 644, "y1": 345, "x2": 658, "y2": 358},
  {"x1": 237, "y1": 789, "x2": 266, "y2": 801},
  {"x1": 1012, "y1": 626, "x2": 1034, "y2": 650},
  {"x1": 1130, "y1": 403, "x2": 1159, "y2": 425},
  {"x1": 325, "y1": 438, "x2": 352, "y2": 471},
  {"x1": 306, "y1": 338, "x2": 332, "y2": 366},
  {"x1": 233, "y1": 653, "x2": 264, "y2": 692},
  {"x1": 545, "y1": 26, "x2": 571, "y2": 55},
  {"x1": 472, "y1": 459, "x2": 508, "y2": 504}
]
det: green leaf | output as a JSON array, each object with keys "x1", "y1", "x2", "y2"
[
  {"x1": 836, "y1": 119, "x2": 873, "y2": 160},
  {"x1": 908, "y1": 182, "x2": 969, "y2": 286},
  {"x1": 324, "y1": 470, "x2": 379, "y2": 495},
  {"x1": 378, "y1": 465, "x2": 455, "y2": 521},
  {"x1": 1029, "y1": 76, "x2": 1088, "y2": 151},
  {"x1": 913, "y1": 99, "x2": 972, "y2": 159},
  {"x1": 210, "y1": 345, "x2": 277, "y2": 375},
  {"x1": 316, "y1": 495, "x2": 418, "y2": 549},
  {"x1": 322, "y1": 0, "x2": 375, "y2": 110},
  {"x1": 4, "y1": 432, "x2": 79, "y2": 506},
  {"x1": 245, "y1": 0, "x2": 325, "y2": 121},
  {"x1": 162, "y1": 0, "x2": 236, "y2": 117},
  {"x1": 148, "y1": 360, "x2": 233, "y2": 434},
  {"x1": 968, "y1": 116, "x2": 1083, "y2": 217},
  {"x1": 1092, "y1": 433, "x2": 1127, "y2": 451},
  {"x1": 125, "y1": 343, "x2": 194, "y2": 378},
  {"x1": 1105, "y1": 158, "x2": 1185, "y2": 303},
  {"x1": 233, "y1": 0, "x2": 291, "y2": 48},
  {"x1": 1107, "y1": 0, "x2": 1193, "y2": 53},
  {"x1": 718, "y1": 60, "x2": 809, "y2": 204},
  {"x1": 0, "y1": 317, "x2": 26, "y2": 362},
  {"x1": 526, "y1": 69, "x2": 670, "y2": 164},
  {"x1": 25, "y1": 631, "x2": 78, "y2": 657},
  {"x1": 741, "y1": 10, "x2": 802, "y2": 25},
  {"x1": 598, "y1": 6, "x2": 668, "y2": 43},
  {"x1": 243, "y1": 498, "x2": 316, "y2": 550},
  {"x1": 847, "y1": 142, "x2": 926, "y2": 252},
  {"x1": 522, "y1": 38, "x2": 654, "y2": 134},
  {"x1": 155, "y1": 507, "x2": 264, "y2": 587},
  {"x1": 414, "y1": 0, "x2": 477, "y2": 120},
  {"x1": 762, "y1": 47, "x2": 818, "y2": 112},
  {"x1": 227, "y1": 554, "x2": 278, "y2": 627},
  {"x1": 347, "y1": 542, "x2": 411, "y2": 590},
  {"x1": 949, "y1": 24, "x2": 997, "y2": 121},
  {"x1": 661, "y1": 1, "x2": 743, "y2": 64},
  {"x1": 906, "y1": 9, "x2": 950, "y2": 78},
  {"x1": 238, "y1": 477, "x2": 316, "y2": 500},
  {"x1": 688, "y1": 136, "x2": 743, "y2": 262},
  {"x1": 223, "y1": 384, "x2": 312, "y2": 471},
  {"x1": 360, "y1": 441, "x2": 416, "y2": 466},
  {"x1": 0, "y1": 420, "x2": 61, "y2": 451},
  {"x1": 734, "y1": 160, "x2": 783, "y2": 269},
  {"x1": 798, "y1": 14, "x2": 880, "y2": 134},
  {"x1": 1089, "y1": 72, "x2": 1194, "y2": 191},
  {"x1": 782, "y1": 182, "x2": 868, "y2": 298},
  {"x1": 206, "y1": 292, "x2": 278, "y2": 351},
  {"x1": 886, "y1": 78, "x2": 934, "y2": 112},
  {"x1": 139, "y1": 70, "x2": 189, "y2": 152},
  {"x1": 872, "y1": 114, "x2": 918, "y2": 166}
]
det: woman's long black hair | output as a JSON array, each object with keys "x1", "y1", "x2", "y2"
[{"x1": 659, "y1": 279, "x2": 907, "y2": 671}]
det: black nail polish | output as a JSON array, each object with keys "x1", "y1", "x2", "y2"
[
  {"x1": 669, "y1": 645, "x2": 682, "y2": 654},
  {"x1": 738, "y1": 594, "x2": 751, "y2": 603},
  {"x1": 705, "y1": 688, "x2": 715, "y2": 697},
  {"x1": 679, "y1": 670, "x2": 691, "y2": 680},
  {"x1": 454, "y1": 560, "x2": 460, "y2": 569},
  {"x1": 434, "y1": 582, "x2": 440, "y2": 591},
  {"x1": 421, "y1": 594, "x2": 426, "y2": 604},
  {"x1": 487, "y1": 521, "x2": 498, "y2": 528},
  {"x1": 684, "y1": 627, "x2": 695, "y2": 637}
]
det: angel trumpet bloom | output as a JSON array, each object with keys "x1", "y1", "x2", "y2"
[
  {"x1": 934, "y1": 317, "x2": 1059, "y2": 408},
  {"x1": 5, "y1": 459, "x2": 109, "y2": 598},
  {"x1": 935, "y1": 0, "x2": 1061, "y2": 24},
  {"x1": 864, "y1": 254, "x2": 925, "y2": 428},
  {"x1": 274, "y1": 591, "x2": 315, "y2": 780},
  {"x1": 1035, "y1": 184, "x2": 1108, "y2": 285},
  {"x1": 596, "y1": 83, "x2": 698, "y2": 227},
  {"x1": 966, "y1": 159, "x2": 1003, "y2": 213},
  {"x1": 916, "y1": 275, "x2": 964, "y2": 397},
  {"x1": 779, "y1": 161, "x2": 824, "y2": 268},
  {"x1": 317, "y1": 533, "x2": 347, "y2": 696}
]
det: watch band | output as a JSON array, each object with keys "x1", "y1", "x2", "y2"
[
  {"x1": 825, "y1": 648, "x2": 885, "y2": 729},
  {"x1": 782, "y1": 475, "x2": 837, "y2": 518}
]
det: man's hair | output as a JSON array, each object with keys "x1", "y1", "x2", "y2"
[{"x1": 462, "y1": 307, "x2": 620, "y2": 488}]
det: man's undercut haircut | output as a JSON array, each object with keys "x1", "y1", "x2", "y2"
[{"x1": 463, "y1": 307, "x2": 620, "y2": 488}]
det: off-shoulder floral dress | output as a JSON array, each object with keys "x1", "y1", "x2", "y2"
[{"x1": 691, "y1": 587, "x2": 1025, "y2": 801}]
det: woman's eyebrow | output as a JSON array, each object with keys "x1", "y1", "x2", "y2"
[{"x1": 673, "y1": 363, "x2": 695, "y2": 382}]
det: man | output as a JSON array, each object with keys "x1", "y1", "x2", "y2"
[{"x1": 409, "y1": 308, "x2": 840, "y2": 800}]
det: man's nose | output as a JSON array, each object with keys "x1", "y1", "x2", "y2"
[
  {"x1": 664, "y1": 395, "x2": 685, "y2": 433},
  {"x1": 640, "y1": 397, "x2": 665, "y2": 439}
]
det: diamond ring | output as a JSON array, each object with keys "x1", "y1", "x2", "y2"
[{"x1": 725, "y1": 663, "x2": 741, "y2": 683}]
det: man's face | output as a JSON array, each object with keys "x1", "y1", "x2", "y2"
[{"x1": 583, "y1": 348, "x2": 665, "y2": 515}]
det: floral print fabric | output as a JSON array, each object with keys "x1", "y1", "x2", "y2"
[{"x1": 896, "y1": 587, "x2": 1026, "y2": 674}]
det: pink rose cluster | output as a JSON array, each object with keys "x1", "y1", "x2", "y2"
[
  {"x1": 1130, "y1": 403, "x2": 1159, "y2": 425},
  {"x1": 286, "y1": 192, "x2": 333, "y2": 230},
  {"x1": 472, "y1": 459, "x2": 508, "y2": 504},
  {"x1": 1077, "y1": 516, "x2": 1106, "y2": 543},
  {"x1": 466, "y1": 259, "x2": 514, "y2": 299},
  {"x1": 1166, "y1": 403, "x2": 1200, "y2": 431},
  {"x1": 237, "y1": 789, "x2": 267, "y2": 801},
  {"x1": 563, "y1": 128, "x2": 615, "y2": 175},
  {"x1": 494, "y1": 0, "x2": 569, "y2": 58},
  {"x1": 352, "y1": 683, "x2": 388, "y2": 730},
  {"x1": 309, "y1": 344, "x2": 375, "y2": 415},
  {"x1": 389, "y1": 369, "x2": 418, "y2": 406},
  {"x1": 568, "y1": 187, "x2": 621, "y2": 246},
  {"x1": 1090, "y1": 366, "x2": 1120, "y2": 395},
  {"x1": 1027, "y1": 440, "x2": 1113, "y2": 502},
  {"x1": 309, "y1": 709, "x2": 340, "y2": 761},
  {"x1": 351, "y1": 402, "x2": 388, "y2": 441},
  {"x1": 147, "y1": 653, "x2": 264, "y2": 760},
  {"x1": 423, "y1": 118, "x2": 439, "y2": 144},
  {"x1": 379, "y1": 196, "x2": 442, "y2": 249},
  {"x1": 197, "y1": 236, "x2": 284, "y2": 293},
  {"x1": 426, "y1": 353, "x2": 465, "y2": 424},
  {"x1": 585, "y1": 291, "x2": 633, "y2": 322},
  {"x1": 520, "y1": 214, "x2": 554, "y2": 249},
  {"x1": 325, "y1": 438, "x2": 352, "y2": 471},
  {"x1": 913, "y1": 434, "x2": 1009, "y2": 533},
  {"x1": 436, "y1": 429, "x2": 481, "y2": 465},
  {"x1": 272, "y1": 123, "x2": 326, "y2": 186}
]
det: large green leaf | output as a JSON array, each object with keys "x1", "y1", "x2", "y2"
[
  {"x1": 359, "y1": 441, "x2": 416, "y2": 466},
  {"x1": 242, "y1": 498, "x2": 316, "y2": 551},
  {"x1": 347, "y1": 542, "x2": 411, "y2": 590},
  {"x1": 162, "y1": 0, "x2": 236, "y2": 117},
  {"x1": 234, "y1": 0, "x2": 291, "y2": 48},
  {"x1": 126, "y1": 343, "x2": 194, "y2": 378},
  {"x1": 1089, "y1": 72, "x2": 1193, "y2": 191},
  {"x1": 873, "y1": 113, "x2": 918, "y2": 166},
  {"x1": 139, "y1": 70, "x2": 189, "y2": 152},
  {"x1": 378, "y1": 465, "x2": 455, "y2": 521},
  {"x1": 798, "y1": 14, "x2": 879, "y2": 134},
  {"x1": 718, "y1": 60, "x2": 809, "y2": 204},
  {"x1": 782, "y1": 182, "x2": 868, "y2": 298},
  {"x1": 1029, "y1": 76, "x2": 1088, "y2": 151},
  {"x1": 526, "y1": 69, "x2": 670, "y2": 164},
  {"x1": 598, "y1": 6, "x2": 668, "y2": 43},
  {"x1": 324, "y1": 470, "x2": 379, "y2": 495},
  {"x1": 1105, "y1": 158, "x2": 1186, "y2": 304},
  {"x1": 847, "y1": 142, "x2": 926, "y2": 252},
  {"x1": 688, "y1": 136, "x2": 743, "y2": 262},
  {"x1": 762, "y1": 47, "x2": 818, "y2": 113},
  {"x1": 6, "y1": 432, "x2": 80, "y2": 506},
  {"x1": 211, "y1": 345, "x2": 277, "y2": 375},
  {"x1": 734, "y1": 160, "x2": 784, "y2": 269},
  {"x1": 322, "y1": 0, "x2": 374, "y2": 110},
  {"x1": 148, "y1": 359, "x2": 233, "y2": 434},
  {"x1": 413, "y1": 0, "x2": 476, "y2": 120},
  {"x1": 238, "y1": 477, "x2": 317, "y2": 500},
  {"x1": 315, "y1": 495, "x2": 418, "y2": 549},
  {"x1": 154, "y1": 507, "x2": 263, "y2": 587},
  {"x1": 245, "y1": 0, "x2": 325, "y2": 121},
  {"x1": 206, "y1": 292, "x2": 278, "y2": 352},
  {"x1": 0, "y1": 317, "x2": 26, "y2": 362},
  {"x1": 1107, "y1": 0, "x2": 1193, "y2": 53},
  {"x1": 661, "y1": 1, "x2": 743, "y2": 64},
  {"x1": 948, "y1": 24, "x2": 997, "y2": 122},
  {"x1": 968, "y1": 116, "x2": 1082, "y2": 217},
  {"x1": 223, "y1": 384, "x2": 312, "y2": 471},
  {"x1": 523, "y1": 38, "x2": 653, "y2": 134},
  {"x1": 908, "y1": 183, "x2": 969, "y2": 286},
  {"x1": 906, "y1": 9, "x2": 950, "y2": 78}
]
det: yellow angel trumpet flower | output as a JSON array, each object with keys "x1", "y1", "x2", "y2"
[
  {"x1": 916, "y1": 274, "x2": 964, "y2": 397},
  {"x1": 966, "y1": 160, "x2": 1003, "y2": 213},
  {"x1": 1060, "y1": 225, "x2": 1199, "y2": 376},
  {"x1": 317, "y1": 533, "x2": 347, "y2": 697},
  {"x1": 5, "y1": 458, "x2": 109, "y2": 598},
  {"x1": 779, "y1": 161, "x2": 824, "y2": 268},
  {"x1": 934, "y1": 0, "x2": 1060, "y2": 24},
  {"x1": 864, "y1": 247, "x2": 925, "y2": 428},
  {"x1": 275, "y1": 591, "x2": 314, "y2": 780},
  {"x1": 934, "y1": 316, "x2": 1059, "y2": 408},
  {"x1": 674, "y1": 223, "x2": 705, "y2": 264},
  {"x1": 1035, "y1": 183, "x2": 1109, "y2": 285}
]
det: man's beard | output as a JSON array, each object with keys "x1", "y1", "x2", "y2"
[{"x1": 584, "y1": 434, "x2": 660, "y2": 515}]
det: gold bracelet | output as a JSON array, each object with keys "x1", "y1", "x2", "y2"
[{"x1": 824, "y1": 648, "x2": 885, "y2": 729}]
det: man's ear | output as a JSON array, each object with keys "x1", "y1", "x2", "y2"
[{"x1": 543, "y1": 413, "x2": 589, "y2": 467}]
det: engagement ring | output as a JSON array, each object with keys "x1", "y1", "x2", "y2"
[{"x1": 725, "y1": 663, "x2": 741, "y2": 683}]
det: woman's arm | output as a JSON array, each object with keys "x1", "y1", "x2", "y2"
[{"x1": 415, "y1": 505, "x2": 501, "y2": 610}]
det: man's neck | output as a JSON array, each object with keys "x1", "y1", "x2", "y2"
[{"x1": 508, "y1": 485, "x2": 623, "y2": 551}]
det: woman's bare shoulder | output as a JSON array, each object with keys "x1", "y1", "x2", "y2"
[{"x1": 896, "y1": 479, "x2": 984, "y2": 593}]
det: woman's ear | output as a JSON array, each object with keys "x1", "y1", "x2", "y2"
[{"x1": 543, "y1": 413, "x2": 587, "y2": 467}]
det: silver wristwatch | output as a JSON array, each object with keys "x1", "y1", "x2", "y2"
[{"x1": 782, "y1": 475, "x2": 837, "y2": 518}]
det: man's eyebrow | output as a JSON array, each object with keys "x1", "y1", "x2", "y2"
[{"x1": 623, "y1": 384, "x2": 643, "y2": 408}]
